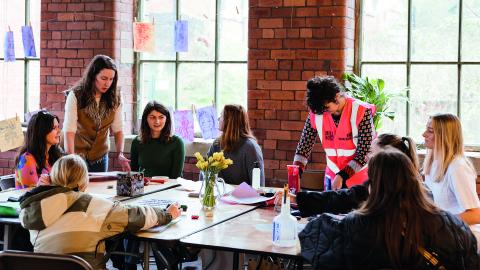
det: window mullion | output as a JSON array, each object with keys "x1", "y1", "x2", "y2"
[
  {"x1": 406, "y1": 0, "x2": 412, "y2": 136},
  {"x1": 457, "y1": 0, "x2": 463, "y2": 118},
  {"x1": 214, "y1": 0, "x2": 219, "y2": 110}
]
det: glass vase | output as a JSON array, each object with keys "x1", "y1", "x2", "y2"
[{"x1": 198, "y1": 171, "x2": 225, "y2": 211}]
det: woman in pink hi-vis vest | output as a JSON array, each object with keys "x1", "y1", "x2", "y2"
[{"x1": 293, "y1": 76, "x2": 376, "y2": 190}]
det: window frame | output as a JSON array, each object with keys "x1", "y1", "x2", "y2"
[
  {"x1": 355, "y1": 0, "x2": 480, "y2": 150},
  {"x1": 135, "y1": 0, "x2": 248, "y2": 120},
  {"x1": 0, "y1": 0, "x2": 40, "y2": 115}
]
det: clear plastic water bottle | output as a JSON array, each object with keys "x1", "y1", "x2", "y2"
[
  {"x1": 272, "y1": 185, "x2": 298, "y2": 247},
  {"x1": 252, "y1": 161, "x2": 261, "y2": 190}
]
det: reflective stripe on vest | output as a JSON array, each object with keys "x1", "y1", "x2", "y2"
[{"x1": 312, "y1": 97, "x2": 371, "y2": 174}]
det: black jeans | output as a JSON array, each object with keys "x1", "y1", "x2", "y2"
[{"x1": 87, "y1": 154, "x2": 109, "y2": 172}]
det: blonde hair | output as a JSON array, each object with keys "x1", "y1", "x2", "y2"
[
  {"x1": 423, "y1": 113, "x2": 475, "y2": 182},
  {"x1": 50, "y1": 154, "x2": 89, "y2": 190}
]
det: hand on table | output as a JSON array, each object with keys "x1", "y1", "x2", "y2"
[
  {"x1": 331, "y1": 174, "x2": 343, "y2": 191},
  {"x1": 167, "y1": 202, "x2": 181, "y2": 220},
  {"x1": 118, "y1": 153, "x2": 131, "y2": 171},
  {"x1": 273, "y1": 190, "x2": 297, "y2": 206}
]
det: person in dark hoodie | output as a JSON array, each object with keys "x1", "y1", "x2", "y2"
[
  {"x1": 19, "y1": 154, "x2": 181, "y2": 270},
  {"x1": 276, "y1": 133, "x2": 420, "y2": 217},
  {"x1": 299, "y1": 147, "x2": 479, "y2": 269}
]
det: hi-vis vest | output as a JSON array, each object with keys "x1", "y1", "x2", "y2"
[{"x1": 310, "y1": 96, "x2": 376, "y2": 188}]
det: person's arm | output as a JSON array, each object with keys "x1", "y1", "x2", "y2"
[
  {"x1": 15, "y1": 154, "x2": 40, "y2": 188},
  {"x1": 458, "y1": 208, "x2": 480, "y2": 225},
  {"x1": 449, "y1": 159, "x2": 480, "y2": 226},
  {"x1": 63, "y1": 92, "x2": 78, "y2": 154},
  {"x1": 333, "y1": 109, "x2": 374, "y2": 190},
  {"x1": 170, "y1": 136, "x2": 185, "y2": 178},
  {"x1": 113, "y1": 131, "x2": 131, "y2": 171},
  {"x1": 129, "y1": 137, "x2": 139, "y2": 172},
  {"x1": 293, "y1": 114, "x2": 318, "y2": 173},
  {"x1": 296, "y1": 182, "x2": 370, "y2": 217}
]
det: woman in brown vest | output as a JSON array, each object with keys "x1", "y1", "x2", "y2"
[{"x1": 63, "y1": 55, "x2": 130, "y2": 172}]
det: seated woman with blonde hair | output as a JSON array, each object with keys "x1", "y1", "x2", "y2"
[
  {"x1": 19, "y1": 154, "x2": 180, "y2": 269},
  {"x1": 422, "y1": 113, "x2": 480, "y2": 252}
]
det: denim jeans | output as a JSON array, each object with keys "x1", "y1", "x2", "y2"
[{"x1": 87, "y1": 154, "x2": 109, "y2": 172}]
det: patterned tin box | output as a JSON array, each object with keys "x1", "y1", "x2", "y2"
[{"x1": 116, "y1": 171, "x2": 144, "y2": 197}]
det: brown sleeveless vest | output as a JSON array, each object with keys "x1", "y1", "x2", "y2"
[{"x1": 74, "y1": 90, "x2": 117, "y2": 162}]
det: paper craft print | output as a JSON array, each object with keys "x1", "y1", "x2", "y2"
[
  {"x1": 173, "y1": 110, "x2": 194, "y2": 142},
  {"x1": 133, "y1": 22, "x2": 155, "y2": 53},
  {"x1": 21, "y1": 26, "x2": 36, "y2": 57},
  {"x1": 4, "y1": 31, "x2": 15, "y2": 62},
  {"x1": 175, "y1": 20, "x2": 188, "y2": 52},
  {"x1": 196, "y1": 106, "x2": 219, "y2": 139},
  {"x1": 0, "y1": 116, "x2": 24, "y2": 152}
]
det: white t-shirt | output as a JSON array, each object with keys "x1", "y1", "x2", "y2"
[
  {"x1": 425, "y1": 155, "x2": 480, "y2": 247},
  {"x1": 63, "y1": 91, "x2": 123, "y2": 134}
]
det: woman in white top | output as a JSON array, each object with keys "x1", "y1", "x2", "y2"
[
  {"x1": 423, "y1": 113, "x2": 480, "y2": 251},
  {"x1": 63, "y1": 55, "x2": 130, "y2": 172}
]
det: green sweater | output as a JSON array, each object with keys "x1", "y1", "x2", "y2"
[{"x1": 130, "y1": 135, "x2": 185, "y2": 178}]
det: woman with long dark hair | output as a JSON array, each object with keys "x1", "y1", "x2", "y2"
[
  {"x1": 207, "y1": 104, "x2": 264, "y2": 185},
  {"x1": 15, "y1": 110, "x2": 63, "y2": 189},
  {"x1": 300, "y1": 147, "x2": 479, "y2": 269},
  {"x1": 63, "y1": 55, "x2": 130, "y2": 172},
  {"x1": 130, "y1": 101, "x2": 185, "y2": 178}
]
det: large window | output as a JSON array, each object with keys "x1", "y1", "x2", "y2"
[
  {"x1": 0, "y1": 0, "x2": 40, "y2": 120},
  {"x1": 359, "y1": 0, "x2": 480, "y2": 147},
  {"x1": 136, "y1": 0, "x2": 248, "y2": 117}
]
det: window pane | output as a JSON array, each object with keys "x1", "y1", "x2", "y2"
[
  {"x1": 411, "y1": 0, "x2": 459, "y2": 61},
  {"x1": 177, "y1": 63, "x2": 214, "y2": 109},
  {"x1": 178, "y1": 0, "x2": 215, "y2": 61},
  {"x1": 0, "y1": 0, "x2": 26, "y2": 58},
  {"x1": 30, "y1": 0, "x2": 41, "y2": 57},
  {"x1": 139, "y1": 62, "x2": 176, "y2": 113},
  {"x1": 217, "y1": 63, "x2": 247, "y2": 110},
  {"x1": 361, "y1": 0, "x2": 408, "y2": 61},
  {"x1": 28, "y1": 60, "x2": 40, "y2": 112},
  {"x1": 140, "y1": 0, "x2": 176, "y2": 60},
  {"x1": 218, "y1": 0, "x2": 248, "y2": 61},
  {"x1": 361, "y1": 64, "x2": 407, "y2": 135},
  {"x1": 461, "y1": 65, "x2": 480, "y2": 145},
  {"x1": 462, "y1": 0, "x2": 480, "y2": 61},
  {"x1": 409, "y1": 65, "x2": 457, "y2": 141},
  {"x1": 0, "y1": 61, "x2": 24, "y2": 119}
]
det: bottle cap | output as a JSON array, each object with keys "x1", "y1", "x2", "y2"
[{"x1": 253, "y1": 161, "x2": 260, "y2": 168}]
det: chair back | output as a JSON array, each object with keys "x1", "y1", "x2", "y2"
[
  {"x1": 0, "y1": 250, "x2": 93, "y2": 270},
  {"x1": 300, "y1": 170, "x2": 325, "y2": 191},
  {"x1": 0, "y1": 175, "x2": 15, "y2": 191}
]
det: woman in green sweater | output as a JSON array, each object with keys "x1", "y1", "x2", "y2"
[
  {"x1": 130, "y1": 101, "x2": 185, "y2": 178},
  {"x1": 125, "y1": 101, "x2": 185, "y2": 269}
]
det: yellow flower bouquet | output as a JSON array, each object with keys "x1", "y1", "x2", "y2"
[{"x1": 194, "y1": 151, "x2": 233, "y2": 210}]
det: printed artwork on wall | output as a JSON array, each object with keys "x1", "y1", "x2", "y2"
[
  {"x1": 133, "y1": 22, "x2": 155, "y2": 53},
  {"x1": 174, "y1": 20, "x2": 188, "y2": 52},
  {"x1": 4, "y1": 31, "x2": 15, "y2": 62},
  {"x1": 21, "y1": 26, "x2": 36, "y2": 57},
  {"x1": 196, "y1": 105, "x2": 219, "y2": 139},
  {"x1": 173, "y1": 110, "x2": 194, "y2": 142}
]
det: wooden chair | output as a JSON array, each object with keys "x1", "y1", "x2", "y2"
[
  {"x1": 0, "y1": 250, "x2": 93, "y2": 270},
  {"x1": 300, "y1": 170, "x2": 325, "y2": 191}
]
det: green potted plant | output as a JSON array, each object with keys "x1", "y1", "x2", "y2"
[{"x1": 342, "y1": 73, "x2": 407, "y2": 130}]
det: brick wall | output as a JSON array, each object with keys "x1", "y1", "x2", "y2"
[
  {"x1": 40, "y1": 0, "x2": 135, "y2": 132},
  {"x1": 248, "y1": 0, "x2": 355, "y2": 186}
]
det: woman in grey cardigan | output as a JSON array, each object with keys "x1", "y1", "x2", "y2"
[{"x1": 208, "y1": 104, "x2": 265, "y2": 186}]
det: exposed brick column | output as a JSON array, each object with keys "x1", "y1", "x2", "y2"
[
  {"x1": 40, "y1": 0, "x2": 135, "y2": 133},
  {"x1": 248, "y1": 0, "x2": 355, "y2": 186}
]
